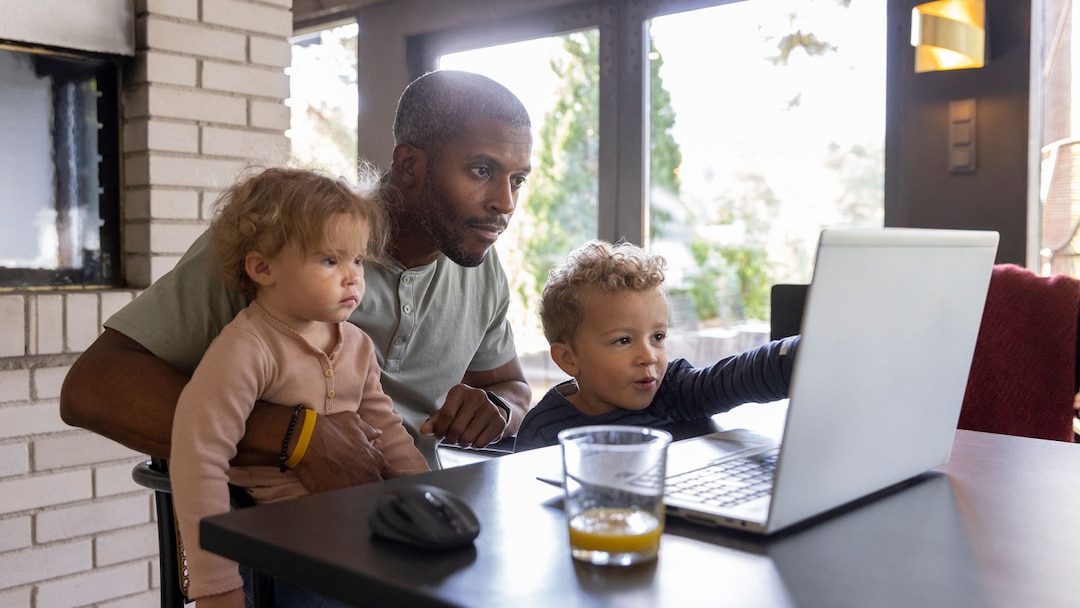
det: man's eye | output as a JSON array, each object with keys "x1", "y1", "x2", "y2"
[
  {"x1": 511, "y1": 175, "x2": 528, "y2": 188},
  {"x1": 471, "y1": 167, "x2": 491, "y2": 179}
]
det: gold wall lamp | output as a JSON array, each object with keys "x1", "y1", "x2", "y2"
[{"x1": 911, "y1": 0, "x2": 986, "y2": 72}]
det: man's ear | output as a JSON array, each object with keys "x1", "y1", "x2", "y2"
[
  {"x1": 391, "y1": 143, "x2": 427, "y2": 190},
  {"x1": 549, "y1": 342, "x2": 580, "y2": 378},
  {"x1": 244, "y1": 252, "x2": 274, "y2": 287}
]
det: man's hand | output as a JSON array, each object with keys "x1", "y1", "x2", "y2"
[
  {"x1": 419, "y1": 384, "x2": 508, "y2": 448},
  {"x1": 292, "y1": 410, "x2": 390, "y2": 493}
]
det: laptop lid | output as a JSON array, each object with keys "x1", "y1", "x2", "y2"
[{"x1": 764, "y1": 227, "x2": 998, "y2": 533}]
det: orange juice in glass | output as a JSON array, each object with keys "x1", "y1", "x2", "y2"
[{"x1": 558, "y1": 426, "x2": 672, "y2": 566}]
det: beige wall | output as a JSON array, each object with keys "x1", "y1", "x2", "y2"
[{"x1": 0, "y1": 1, "x2": 293, "y2": 605}]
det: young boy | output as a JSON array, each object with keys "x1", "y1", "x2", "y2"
[
  {"x1": 514, "y1": 240, "x2": 799, "y2": 452},
  {"x1": 169, "y1": 166, "x2": 429, "y2": 608}
]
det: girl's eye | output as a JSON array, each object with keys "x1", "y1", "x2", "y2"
[
  {"x1": 653, "y1": 333, "x2": 666, "y2": 343},
  {"x1": 614, "y1": 337, "x2": 631, "y2": 346}
]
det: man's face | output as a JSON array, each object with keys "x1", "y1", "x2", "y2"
[{"x1": 414, "y1": 115, "x2": 532, "y2": 267}]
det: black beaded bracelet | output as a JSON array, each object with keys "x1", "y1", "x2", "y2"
[{"x1": 279, "y1": 404, "x2": 304, "y2": 472}]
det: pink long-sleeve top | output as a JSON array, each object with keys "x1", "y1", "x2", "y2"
[{"x1": 170, "y1": 302, "x2": 429, "y2": 599}]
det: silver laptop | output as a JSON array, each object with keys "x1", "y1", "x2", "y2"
[{"x1": 660, "y1": 227, "x2": 999, "y2": 534}]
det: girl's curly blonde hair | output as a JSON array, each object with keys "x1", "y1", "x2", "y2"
[
  {"x1": 539, "y1": 240, "x2": 666, "y2": 345},
  {"x1": 210, "y1": 164, "x2": 389, "y2": 298}
]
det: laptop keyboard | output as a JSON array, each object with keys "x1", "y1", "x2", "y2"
[{"x1": 665, "y1": 450, "x2": 778, "y2": 508}]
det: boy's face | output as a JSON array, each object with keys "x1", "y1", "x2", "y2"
[{"x1": 551, "y1": 288, "x2": 670, "y2": 416}]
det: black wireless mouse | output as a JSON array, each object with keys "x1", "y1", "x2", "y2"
[{"x1": 369, "y1": 484, "x2": 481, "y2": 550}]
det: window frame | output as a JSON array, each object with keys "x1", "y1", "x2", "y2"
[{"x1": 0, "y1": 41, "x2": 122, "y2": 290}]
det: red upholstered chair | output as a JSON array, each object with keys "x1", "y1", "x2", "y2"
[{"x1": 959, "y1": 264, "x2": 1080, "y2": 442}]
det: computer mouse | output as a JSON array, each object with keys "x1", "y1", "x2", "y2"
[{"x1": 369, "y1": 484, "x2": 481, "y2": 550}]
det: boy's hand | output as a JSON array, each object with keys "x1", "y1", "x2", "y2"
[
  {"x1": 293, "y1": 411, "x2": 389, "y2": 493},
  {"x1": 420, "y1": 384, "x2": 507, "y2": 449}
]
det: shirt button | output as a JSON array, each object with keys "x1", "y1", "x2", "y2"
[
  {"x1": 402, "y1": 304, "x2": 413, "y2": 315},
  {"x1": 394, "y1": 337, "x2": 406, "y2": 346},
  {"x1": 324, "y1": 369, "x2": 333, "y2": 377},
  {"x1": 327, "y1": 390, "x2": 335, "y2": 399},
  {"x1": 402, "y1": 275, "x2": 413, "y2": 285}
]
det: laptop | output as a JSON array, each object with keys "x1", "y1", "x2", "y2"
[{"x1": 657, "y1": 227, "x2": 999, "y2": 534}]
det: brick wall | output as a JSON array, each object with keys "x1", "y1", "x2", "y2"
[{"x1": 0, "y1": 1, "x2": 294, "y2": 605}]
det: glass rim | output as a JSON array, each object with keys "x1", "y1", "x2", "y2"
[{"x1": 557, "y1": 424, "x2": 673, "y2": 447}]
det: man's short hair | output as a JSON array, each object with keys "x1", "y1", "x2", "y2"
[
  {"x1": 393, "y1": 70, "x2": 531, "y2": 152},
  {"x1": 540, "y1": 241, "x2": 667, "y2": 345}
]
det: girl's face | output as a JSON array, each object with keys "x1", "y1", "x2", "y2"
[{"x1": 256, "y1": 214, "x2": 371, "y2": 332}]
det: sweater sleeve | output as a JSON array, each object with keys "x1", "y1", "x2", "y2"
[
  {"x1": 352, "y1": 332, "x2": 430, "y2": 477},
  {"x1": 169, "y1": 326, "x2": 271, "y2": 599},
  {"x1": 650, "y1": 335, "x2": 799, "y2": 420}
]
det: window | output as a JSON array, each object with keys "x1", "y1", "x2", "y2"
[
  {"x1": 288, "y1": 23, "x2": 360, "y2": 182},
  {"x1": 0, "y1": 44, "x2": 120, "y2": 288}
]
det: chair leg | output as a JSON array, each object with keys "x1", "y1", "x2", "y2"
[{"x1": 150, "y1": 475, "x2": 190, "y2": 606}]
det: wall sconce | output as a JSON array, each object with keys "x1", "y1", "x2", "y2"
[{"x1": 911, "y1": 0, "x2": 986, "y2": 73}]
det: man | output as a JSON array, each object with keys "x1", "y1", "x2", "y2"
[{"x1": 60, "y1": 70, "x2": 533, "y2": 488}]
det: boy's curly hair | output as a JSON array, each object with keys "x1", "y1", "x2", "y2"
[
  {"x1": 539, "y1": 240, "x2": 667, "y2": 345},
  {"x1": 210, "y1": 164, "x2": 389, "y2": 298}
]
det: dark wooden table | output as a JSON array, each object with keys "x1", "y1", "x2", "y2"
[{"x1": 202, "y1": 429, "x2": 1080, "y2": 607}]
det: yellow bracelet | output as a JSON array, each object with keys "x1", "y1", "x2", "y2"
[{"x1": 284, "y1": 409, "x2": 317, "y2": 470}]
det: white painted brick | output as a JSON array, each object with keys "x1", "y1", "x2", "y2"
[
  {"x1": 95, "y1": 459, "x2": 147, "y2": 497},
  {"x1": 149, "y1": 189, "x2": 202, "y2": 220},
  {"x1": 35, "y1": 561, "x2": 148, "y2": 608},
  {"x1": 202, "y1": 126, "x2": 289, "y2": 160},
  {"x1": 36, "y1": 494, "x2": 149, "y2": 543},
  {"x1": 203, "y1": 60, "x2": 290, "y2": 99},
  {"x1": 95, "y1": 460, "x2": 145, "y2": 496},
  {"x1": 125, "y1": 188, "x2": 151, "y2": 220},
  {"x1": 123, "y1": 86, "x2": 150, "y2": 121},
  {"x1": 66, "y1": 293, "x2": 101, "y2": 352},
  {"x1": 29, "y1": 295, "x2": 64, "y2": 356},
  {"x1": 123, "y1": 255, "x2": 152, "y2": 290},
  {"x1": 250, "y1": 35, "x2": 292, "y2": 68},
  {"x1": 204, "y1": 0, "x2": 293, "y2": 37},
  {"x1": 0, "y1": 588, "x2": 31, "y2": 607},
  {"x1": 260, "y1": 0, "x2": 292, "y2": 8},
  {"x1": 35, "y1": 433, "x2": 140, "y2": 471},
  {"x1": 132, "y1": 51, "x2": 198, "y2": 87},
  {"x1": 144, "y1": 223, "x2": 209, "y2": 255},
  {"x1": 138, "y1": 0, "x2": 199, "y2": 20},
  {"x1": 0, "y1": 369, "x2": 30, "y2": 404},
  {"x1": 0, "y1": 296, "x2": 26, "y2": 357},
  {"x1": 95, "y1": 522, "x2": 158, "y2": 566},
  {"x1": 128, "y1": 119, "x2": 199, "y2": 154},
  {"x1": 147, "y1": 86, "x2": 247, "y2": 125},
  {"x1": 101, "y1": 291, "x2": 136, "y2": 324},
  {"x1": 0, "y1": 539, "x2": 91, "y2": 588},
  {"x1": 125, "y1": 156, "x2": 151, "y2": 189},
  {"x1": 150, "y1": 255, "x2": 184, "y2": 285},
  {"x1": 99, "y1": 588, "x2": 159, "y2": 608},
  {"x1": 251, "y1": 98, "x2": 291, "y2": 130},
  {"x1": 148, "y1": 155, "x2": 246, "y2": 190},
  {"x1": 150, "y1": 556, "x2": 160, "y2": 588},
  {"x1": 150, "y1": 121, "x2": 200, "y2": 154},
  {"x1": 0, "y1": 515, "x2": 31, "y2": 552},
  {"x1": 0, "y1": 470, "x2": 90, "y2": 515},
  {"x1": 34, "y1": 366, "x2": 69, "y2": 400},
  {"x1": 0, "y1": 403, "x2": 67, "y2": 439},
  {"x1": 142, "y1": 16, "x2": 246, "y2": 61},
  {"x1": 0, "y1": 442, "x2": 29, "y2": 478}
]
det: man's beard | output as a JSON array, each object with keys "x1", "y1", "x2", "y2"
[{"x1": 414, "y1": 169, "x2": 489, "y2": 268}]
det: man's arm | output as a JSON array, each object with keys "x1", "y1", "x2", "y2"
[
  {"x1": 61, "y1": 329, "x2": 185, "y2": 458},
  {"x1": 61, "y1": 328, "x2": 391, "y2": 491},
  {"x1": 420, "y1": 355, "x2": 531, "y2": 448}
]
